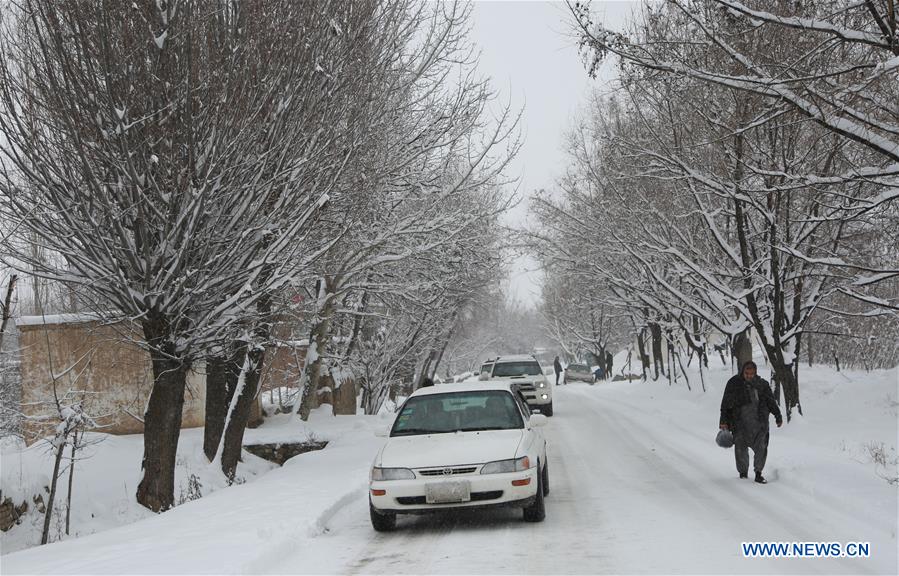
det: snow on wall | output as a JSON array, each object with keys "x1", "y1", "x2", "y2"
[{"x1": 15, "y1": 313, "x2": 111, "y2": 327}]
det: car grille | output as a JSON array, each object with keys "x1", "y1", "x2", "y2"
[
  {"x1": 396, "y1": 491, "x2": 503, "y2": 505},
  {"x1": 417, "y1": 466, "x2": 478, "y2": 477}
]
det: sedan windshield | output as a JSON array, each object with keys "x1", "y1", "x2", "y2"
[
  {"x1": 569, "y1": 364, "x2": 588, "y2": 372},
  {"x1": 391, "y1": 390, "x2": 524, "y2": 436},
  {"x1": 492, "y1": 361, "x2": 542, "y2": 377}
]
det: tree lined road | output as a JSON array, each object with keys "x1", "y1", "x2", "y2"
[{"x1": 271, "y1": 384, "x2": 887, "y2": 575}]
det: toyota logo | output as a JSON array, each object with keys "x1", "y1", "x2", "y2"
[{"x1": 442, "y1": 467, "x2": 453, "y2": 476}]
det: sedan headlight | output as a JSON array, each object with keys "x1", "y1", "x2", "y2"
[
  {"x1": 537, "y1": 381, "x2": 545, "y2": 388},
  {"x1": 480, "y1": 456, "x2": 530, "y2": 474},
  {"x1": 371, "y1": 467, "x2": 415, "y2": 481}
]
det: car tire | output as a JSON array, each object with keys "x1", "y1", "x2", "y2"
[
  {"x1": 541, "y1": 402, "x2": 553, "y2": 417},
  {"x1": 542, "y1": 461, "x2": 550, "y2": 496},
  {"x1": 523, "y1": 463, "x2": 546, "y2": 522},
  {"x1": 369, "y1": 500, "x2": 397, "y2": 532}
]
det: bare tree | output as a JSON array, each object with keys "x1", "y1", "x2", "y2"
[
  {"x1": 523, "y1": 1, "x2": 899, "y2": 418},
  {"x1": 0, "y1": 0, "x2": 368, "y2": 509},
  {"x1": 292, "y1": 2, "x2": 520, "y2": 419}
]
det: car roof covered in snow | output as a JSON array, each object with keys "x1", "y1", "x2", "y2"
[
  {"x1": 493, "y1": 354, "x2": 539, "y2": 363},
  {"x1": 410, "y1": 380, "x2": 518, "y2": 397}
]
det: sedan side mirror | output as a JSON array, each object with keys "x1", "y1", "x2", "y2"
[
  {"x1": 374, "y1": 424, "x2": 390, "y2": 438},
  {"x1": 528, "y1": 414, "x2": 548, "y2": 428}
]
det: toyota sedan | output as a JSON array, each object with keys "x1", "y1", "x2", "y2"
[{"x1": 369, "y1": 381, "x2": 549, "y2": 531}]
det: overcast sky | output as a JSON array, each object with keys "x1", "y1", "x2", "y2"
[{"x1": 468, "y1": 1, "x2": 636, "y2": 308}]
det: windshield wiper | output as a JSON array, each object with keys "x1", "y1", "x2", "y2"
[
  {"x1": 391, "y1": 428, "x2": 449, "y2": 436},
  {"x1": 457, "y1": 426, "x2": 514, "y2": 432}
]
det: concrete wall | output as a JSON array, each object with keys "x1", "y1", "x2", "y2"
[
  {"x1": 17, "y1": 319, "x2": 356, "y2": 443},
  {"x1": 260, "y1": 342, "x2": 307, "y2": 396},
  {"x1": 259, "y1": 341, "x2": 357, "y2": 415},
  {"x1": 17, "y1": 317, "x2": 205, "y2": 443}
]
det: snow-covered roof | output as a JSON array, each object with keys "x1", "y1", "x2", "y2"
[
  {"x1": 412, "y1": 380, "x2": 517, "y2": 397},
  {"x1": 273, "y1": 339, "x2": 311, "y2": 347},
  {"x1": 272, "y1": 335, "x2": 350, "y2": 348},
  {"x1": 15, "y1": 313, "x2": 109, "y2": 327}
]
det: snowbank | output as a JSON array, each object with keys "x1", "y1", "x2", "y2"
[{"x1": 1, "y1": 426, "x2": 277, "y2": 555}]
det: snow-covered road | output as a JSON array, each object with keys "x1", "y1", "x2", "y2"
[
  {"x1": 267, "y1": 383, "x2": 895, "y2": 575},
  {"x1": 5, "y1": 369, "x2": 896, "y2": 574}
]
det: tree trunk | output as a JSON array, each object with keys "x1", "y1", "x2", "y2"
[
  {"x1": 716, "y1": 341, "x2": 727, "y2": 366},
  {"x1": 691, "y1": 315, "x2": 708, "y2": 368},
  {"x1": 427, "y1": 312, "x2": 457, "y2": 380},
  {"x1": 219, "y1": 279, "x2": 274, "y2": 477},
  {"x1": 65, "y1": 432, "x2": 77, "y2": 536},
  {"x1": 298, "y1": 279, "x2": 337, "y2": 421},
  {"x1": 598, "y1": 345, "x2": 607, "y2": 380},
  {"x1": 220, "y1": 345, "x2": 264, "y2": 479},
  {"x1": 732, "y1": 328, "x2": 752, "y2": 369},
  {"x1": 41, "y1": 438, "x2": 66, "y2": 545},
  {"x1": 136, "y1": 322, "x2": 188, "y2": 512},
  {"x1": 637, "y1": 329, "x2": 650, "y2": 380},
  {"x1": 649, "y1": 323, "x2": 664, "y2": 380},
  {"x1": 769, "y1": 353, "x2": 801, "y2": 421},
  {"x1": 673, "y1": 345, "x2": 691, "y2": 391},
  {"x1": 341, "y1": 285, "x2": 369, "y2": 361},
  {"x1": 792, "y1": 333, "x2": 802, "y2": 402},
  {"x1": 666, "y1": 332, "x2": 674, "y2": 386},
  {"x1": 414, "y1": 354, "x2": 433, "y2": 390},
  {"x1": 683, "y1": 328, "x2": 708, "y2": 378},
  {"x1": 0, "y1": 274, "x2": 17, "y2": 353},
  {"x1": 429, "y1": 339, "x2": 450, "y2": 380},
  {"x1": 203, "y1": 349, "x2": 244, "y2": 461}
]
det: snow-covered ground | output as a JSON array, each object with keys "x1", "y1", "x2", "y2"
[
  {"x1": 2, "y1": 362, "x2": 897, "y2": 574},
  {"x1": 0, "y1": 425, "x2": 278, "y2": 555}
]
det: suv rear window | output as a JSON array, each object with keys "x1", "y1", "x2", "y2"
[{"x1": 492, "y1": 361, "x2": 542, "y2": 377}]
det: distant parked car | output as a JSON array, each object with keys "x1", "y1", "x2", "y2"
[
  {"x1": 369, "y1": 381, "x2": 549, "y2": 531},
  {"x1": 565, "y1": 363, "x2": 594, "y2": 384}
]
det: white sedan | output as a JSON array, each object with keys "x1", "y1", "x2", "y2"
[{"x1": 369, "y1": 381, "x2": 549, "y2": 531}]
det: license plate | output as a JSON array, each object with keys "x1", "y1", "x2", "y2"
[{"x1": 425, "y1": 481, "x2": 471, "y2": 504}]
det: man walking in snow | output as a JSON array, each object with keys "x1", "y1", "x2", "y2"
[
  {"x1": 719, "y1": 361, "x2": 783, "y2": 483},
  {"x1": 553, "y1": 356, "x2": 563, "y2": 385},
  {"x1": 605, "y1": 351, "x2": 613, "y2": 381}
]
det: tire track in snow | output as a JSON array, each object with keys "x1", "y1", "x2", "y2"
[{"x1": 259, "y1": 384, "x2": 887, "y2": 574}]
